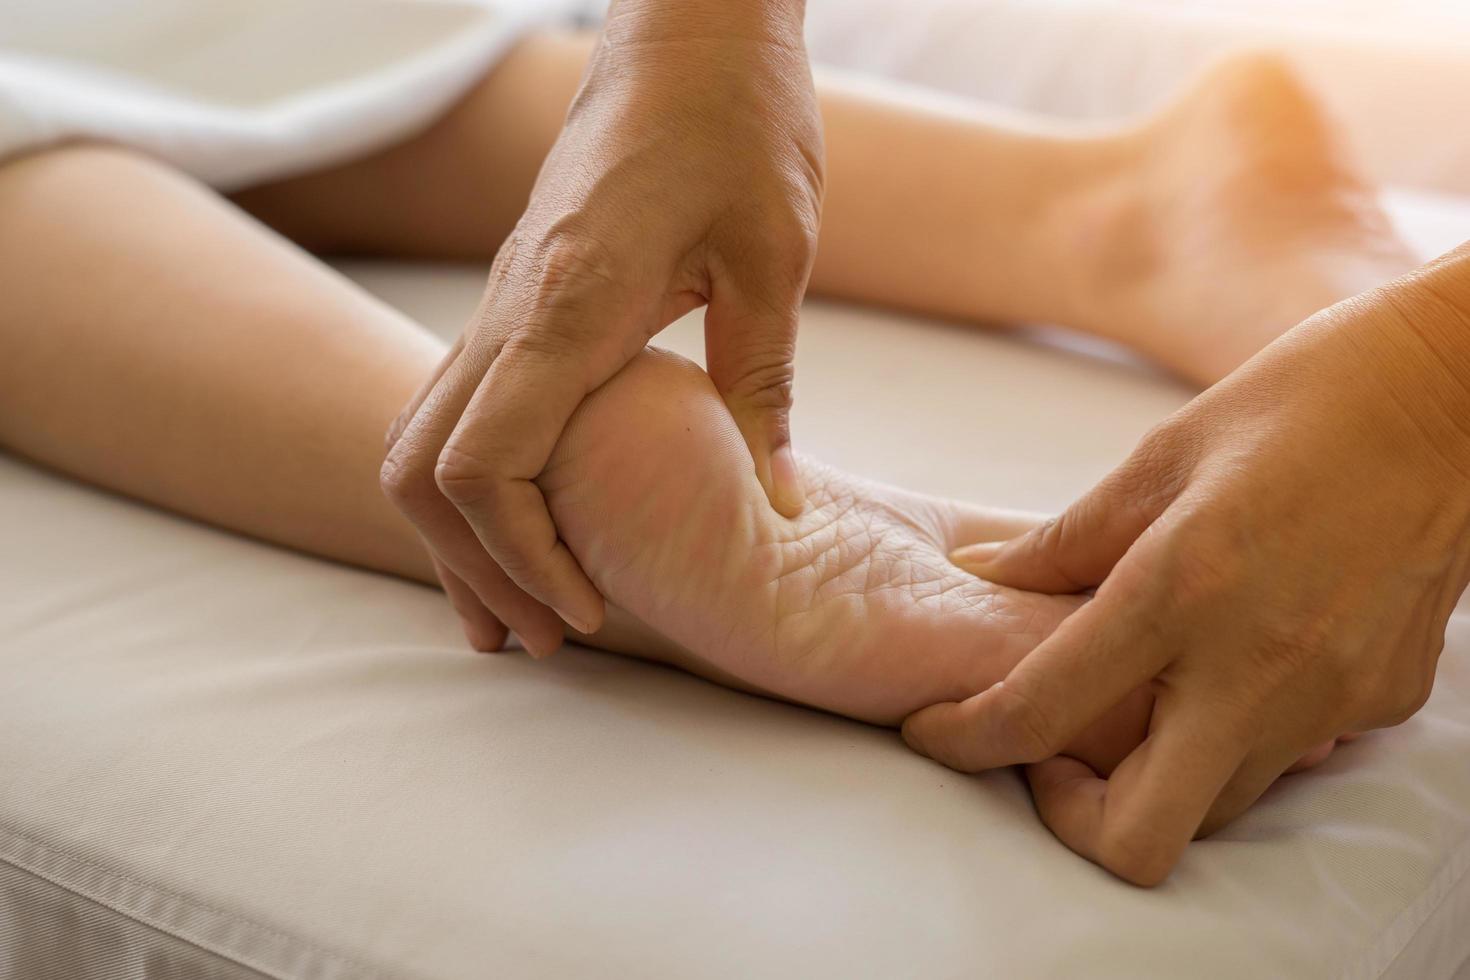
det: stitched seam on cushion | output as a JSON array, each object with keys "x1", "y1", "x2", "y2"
[
  {"x1": 0, "y1": 824, "x2": 385, "y2": 980},
  {"x1": 0, "y1": 856, "x2": 276, "y2": 980},
  {"x1": 1345, "y1": 825, "x2": 1470, "y2": 980}
]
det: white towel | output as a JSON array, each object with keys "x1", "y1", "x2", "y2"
[{"x1": 0, "y1": 0, "x2": 579, "y2": 189}]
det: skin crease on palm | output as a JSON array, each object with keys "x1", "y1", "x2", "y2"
[{"x1": 538, "y1": 346, "x2": 1155, "y2": 774}]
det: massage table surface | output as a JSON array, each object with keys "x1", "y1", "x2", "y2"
[{"x1": 2, "y1": 193, "x2": 1468, "y2": 979}]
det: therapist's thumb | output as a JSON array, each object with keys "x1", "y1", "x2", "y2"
[
  {"x1": 951, "y1": 464, "x2": 1171, "y2": 594},
  {"x1": 705, "y1": 282, "x2": 805, "y2": 518}
]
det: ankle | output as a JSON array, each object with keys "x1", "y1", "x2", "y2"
[{"x1": 1034, "y1": 130, "x2": 1158, "y2": 338}]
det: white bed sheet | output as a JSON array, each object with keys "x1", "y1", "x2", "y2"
[
  {"x1": 800, "y1": 0, "x2": 1470, "y2": 197},
  {"x1": 2, "y1": 194, "x2": 1469, "y2": 979}
]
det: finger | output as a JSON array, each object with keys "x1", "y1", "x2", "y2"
[
  {"x1": 1029, "y1": 704, "x2": 1252, "y2": 886},
  {"x1": 1198, "y1": 736, "x2": 1317, "y2": 837},
  {"x1": 941, "y1": 504, "x2": 1051, "y2": 554},
  {"x1": 1284, "y1": 739, "x2": 1336, "y2": 774},
  {"x1": 1024, "y1": 755, "x2": 1106, "y2": 854},
  {"x1": 1351, "y1": 654, "x2": 1439, "y2": 731},
  {"x1": 417, "y1": 492, "x2": 566, "y2": 656},
  {"x1": 851, "y1": 483, "x2": 1048, "y2": 555},
  {"x1": 382, "y1": 346, "x2": 565, "y2": 655},
  {"x1": 385, "y1": 334, "x2": 464, "y2": 454},
  {"x1": 431, "y1": 553, "x2": 508, "y2": 653},
  {"x1": 902, "y1": 585, "x2": 1173, "y2": 770},
  {"x1": 390, "y1": 339, "x2": 515, "y2": 655},
  {"x1": 660, "y1": 288, "x2": 707, "y2": 328},
  {"x1": 950, "y1": 439, "x2": 1183, "y2": 594},
  {"x1": 438, "y1": 327, "x2": 647, "y2": 634},
  {"x1": 704, "y1": 274, "x2": 804, "y2": 517}
]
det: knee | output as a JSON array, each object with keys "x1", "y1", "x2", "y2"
[
  {"x1": 3, "y1": 140, "x2": 156, "y2": 181},
  {"x1": 0, "y1": 141, "x2": 182, "y2": 212}
]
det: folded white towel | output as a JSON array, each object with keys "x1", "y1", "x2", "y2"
[{"x1": 0, "y1": 0, "x2": 577, "y2": 189}]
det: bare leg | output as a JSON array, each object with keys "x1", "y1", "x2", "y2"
[
  {"x1": 0, "y1": 147, "x2": 443, "y2": 582},
  {"x1": 0, "y1": 145, "x2": 1150, "y2": 772},
  {"x1": 233, "y1": 34, "x2": 1415, "y2": 385}
]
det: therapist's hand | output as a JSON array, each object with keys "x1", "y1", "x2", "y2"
[
  {"x1": 903, "y1": 244, "x2": 1470, "y2": 886},
  {"x1": 381, "y1": 0, "x2": 823, "y2": 655}
]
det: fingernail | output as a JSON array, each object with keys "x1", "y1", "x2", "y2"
[
  {"x1": 770, "y1": 446, "x2": 805, "y2": 517},
  {"x1": 950, "y1": 541, "x2": 1004, "y2": 569},
  {"x1": 899, "y1": 720, "x2": 921, "y2": 750}
]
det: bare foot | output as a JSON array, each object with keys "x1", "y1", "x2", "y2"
[
  {"x1": 1069, "y1": 53, "x2": 1417, "y2": 385},
  {"x1": 538, "y1": 348, "x2": 1152, "y2": 774}
]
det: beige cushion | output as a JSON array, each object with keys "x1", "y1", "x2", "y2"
[{"x1": 2, "y1": 193, "x2": 1468, "y2": 978}]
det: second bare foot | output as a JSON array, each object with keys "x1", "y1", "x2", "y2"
[{"x1": 1065, "y1": 53, "x2": 1418, "y2": 385}]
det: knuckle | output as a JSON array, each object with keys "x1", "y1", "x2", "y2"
[
  {"x1": 715, "y1": 219, "x2": 816, "y2": 300},
  {"x1": 1015, "y1": 515, "x2": 1061, "y2": 568},
  {"x1": 1155, "y1": 515, "x2": 1246, "y2": 611},
  {"x1": 379, "y1": 451, "x2": 437, "y2": 513},
  {"x1": 497, "y1": 326, "x2": 583, "y2": 365},
  {"x1": 1122, "y1": 418, "x2": 1195, "y2": 500},
  {"x1": 1238, "y1": 631, "x2": 1355, "y2": 732},
  {"x1": 907, "y1": 717, "x2": 979, "y2": 773},
  {"x1": 1028, "y1": 515, "x2": 1064, "y2": 557},
  {"x1": 1338, "y1": 637, "x2": 1440, "y2": 727},
  {"x1": 1255, "y1": 620, "x2": 1335, "y2": 680},
  {"x1": 487, "y1": 230, "x2": 637, "y2": 368},
  {"x1": 1424, "y1": 630, "x2": 1448, "y2": 664},
  {"x1": 382, "y1": 411, "x2": 409, "y2": 455},
  {"x1": 433, "y1": 444, "x2": 502, "y2": 510},
  {"x1": 1385, "y1": 673, "x2": 1433, "y2": 725},
  {"x1": 764, "y1": 210, "x2": 819, "y2": 276},
  {"x1": 485, "y1": 545, "x2": 534, "y2": 588},
  {"x1": 991, "y1": 684, "x2": 1063, "y2": 763},
  {"x1": 534, "y1": 229, "x2": 624, "y2": 306},
  {"x1": 488, "y1": 224, "x2": 628, "y2": 333},
  {"x1": 724, "y1": 356, "x2": 796, "y2": 411},
  {"x1": 1131, "y1": 420, "x2": 1186, "y2": 479},
  {"x1": 1025, "y1": 514, "x2": 1091, "y2": 592},
  {"x1": 793, "y1": 134, "x2": 827, "y2": 207},
  {"x1": 1337, "y1": 669, "x2": 1384, "y2": 721}
]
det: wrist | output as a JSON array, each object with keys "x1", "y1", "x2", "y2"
[
  {"x1": 606, "y1": 0, "x2": 807, "y2": 48},
  {"x1": 1371, "y1": 245, "x2": 1470, "y2": 463},
  {"x1": 1400, "y1": 242, "x2": 1470, "y2": 368}
]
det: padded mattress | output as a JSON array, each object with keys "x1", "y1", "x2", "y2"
[{"x1": 3, "y1": 193, "x2": 1470, "y2": 978}]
